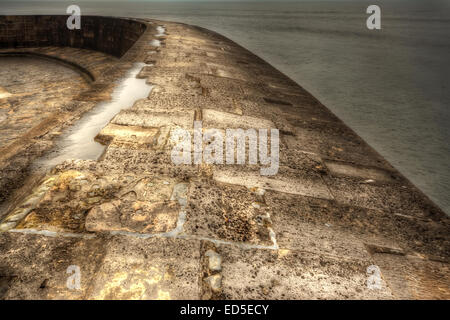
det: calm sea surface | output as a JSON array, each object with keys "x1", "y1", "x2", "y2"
[{"x1": 1, "y1": 1, "x2": 449, "y2": 214}]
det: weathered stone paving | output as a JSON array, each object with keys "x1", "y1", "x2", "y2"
[
  {"x1": 0, "y1": 18, "x2": 449, "y2": 300},
  {"x1": 0, "y1": 36, "x2": 148, "y2": 210}
]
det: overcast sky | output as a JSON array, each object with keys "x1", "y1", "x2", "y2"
[{"x1": 0, "y1": 0, "x2": 390, "y2": 2}]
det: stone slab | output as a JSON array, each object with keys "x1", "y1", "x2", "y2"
[
  {"x1": 87, "y1": 236, "x2": 201, "y2": 300},
  {"x1": 213, "y1": 168, "x2": 333, "y2": 200},
  {"x1": 217, "y1": 245, "x2": 394, "y2": 300}
]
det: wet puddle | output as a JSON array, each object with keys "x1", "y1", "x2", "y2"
[
  {"x1": 150, "y1": 39, "x2": 161, "y2": 47},
  {"x1": 34, "y1": 63, "x2": 153, "y2": 170},
  {"x1": 156, "y1": 26, "x2": 166, "y2": 37}
]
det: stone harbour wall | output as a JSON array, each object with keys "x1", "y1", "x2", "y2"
[
  {"x1": 0, "y1": 16, "x2": 448, "y2": 300},
  {"x1": 0, "y1": 15, "x2": 147, "y2": 57}
]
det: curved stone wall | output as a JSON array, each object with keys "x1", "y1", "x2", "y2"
[{"x1": 0, "y1": 15, "x2": 147, "y2": 57}]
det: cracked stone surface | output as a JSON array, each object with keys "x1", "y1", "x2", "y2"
[{"x1": 0, "y1": 17, "x2": 449, "y2": 300}]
